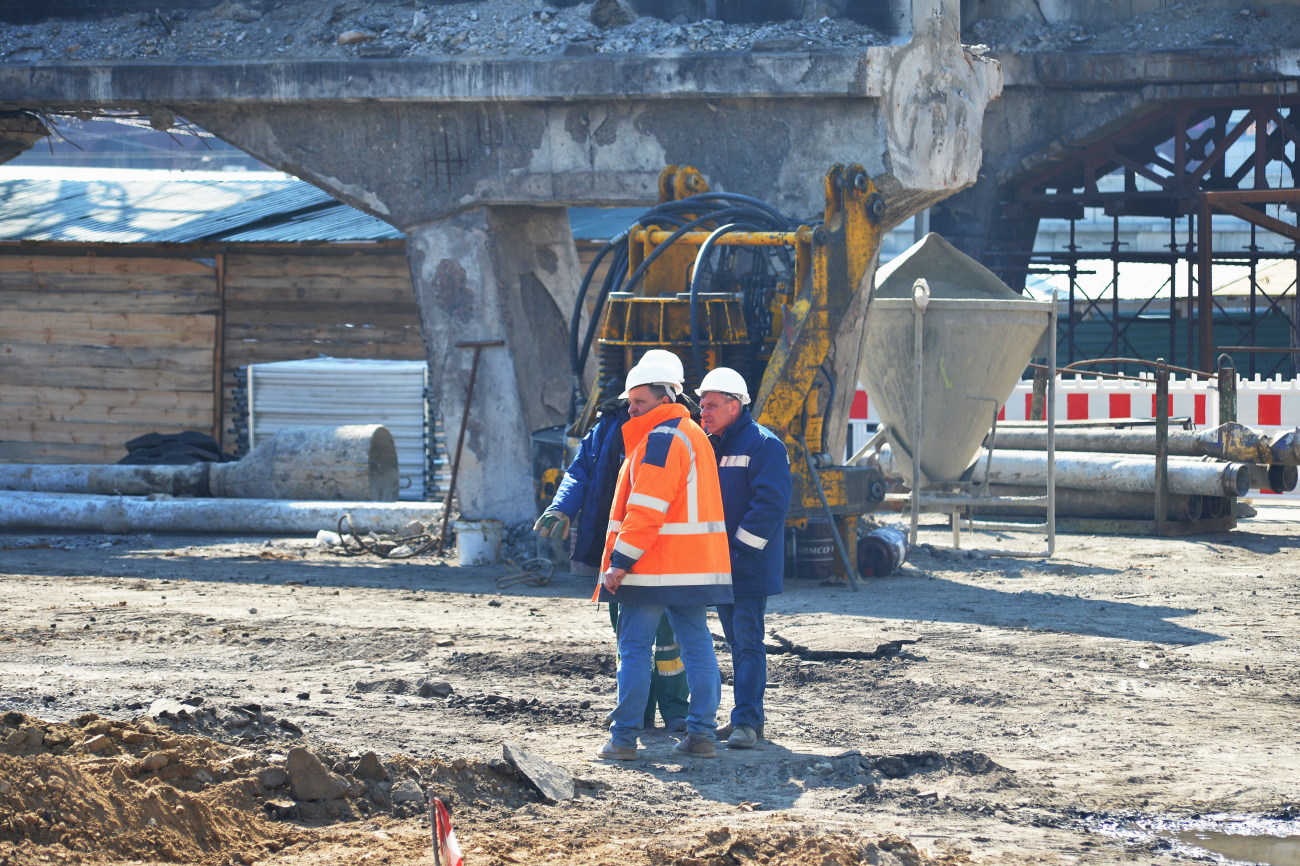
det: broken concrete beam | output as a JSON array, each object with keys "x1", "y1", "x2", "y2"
[{"x1": 503, "y1": 741, "x2": 575, "y2": 803}]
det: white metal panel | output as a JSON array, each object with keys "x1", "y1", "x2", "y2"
[{"x1": 245, "y1": 358, "x2": 437, "y2": 501}]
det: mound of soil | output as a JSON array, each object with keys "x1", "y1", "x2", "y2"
[
  {"x1": 0, "y1": 710, "x2": 541, "y2": 865},
  {"x1": 0, "y1": 711, "x2": 297, "y2": 865}
]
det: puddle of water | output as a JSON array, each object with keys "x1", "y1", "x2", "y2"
[{"x1": 1165, "y1": 829, "x2": 1300, "y2": 866}]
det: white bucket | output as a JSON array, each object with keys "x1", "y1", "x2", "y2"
[{"x1": 453, "y1": 519, "x2": 503, "y2": 566}]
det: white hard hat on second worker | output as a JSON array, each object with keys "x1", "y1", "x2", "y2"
[
  {"x1": 696, "y1": 367, "x2": 751, "y2": 405},
  {"x1": 619, "y1": 350, "x2": 685, "y2": 399}
]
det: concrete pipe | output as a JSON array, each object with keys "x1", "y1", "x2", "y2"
[
  {"x1": 873, "y1": 444, "x2": 1249, "y2": 498},
  {"x1": 971, "y1": 449, "x2": 1250, "y2": 498},
  {"x1": 1246, "y1": 463, "x2": 1300, "y2": 492},
  {"x1": 0, "y1": 425, "x2": 400, "y2": 503},
  {"x1": 1268, "y1": 429, "x2": 1300, "y2": 466},
  {"x1": 0, "y1": 491, "x2": 440, "y2": 535},
  {"x1": 987, "y1": 422, "x2": 1273, "y2": 464},
  {"x1": 210, "y1": 425, "x2": 399, "y2": 501},
  {"x1": 0, "y1": 463, "x2": 209, "y2": 496},
  {"x1": 973, "y1": 484, "x2": 1203, "y2": 522}
]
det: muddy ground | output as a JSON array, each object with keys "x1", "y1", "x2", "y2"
[{"x1": 2, "y1": 508, "x2": 1300, "y2": 866}]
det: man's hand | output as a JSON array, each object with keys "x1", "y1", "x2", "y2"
[
  {"x1": 601, "y1": 567, "x2": 627, "y2": 593},
  {"x1": 532, "y1": 508, "x2": 571, "y2": 540}
]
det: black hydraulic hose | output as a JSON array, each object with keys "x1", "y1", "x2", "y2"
[
  {"x1": 570, "y1": 235, "x2": 621, "y2": 378},
  {"x1": 622, "y1": 206, "x2": 781, "y2": 297},
  {"x1": 688, "y1": 221, "x2": 764, "y2": 375},
  {"x1": 652, "y1": 192, "x2": 792, "y2": 228},
  {"x1": 567, "y1": 191, "x2": 799, "y2": 419},
  {"x1": 575, "y1": 244, "x2": 628, "y2": 381}
]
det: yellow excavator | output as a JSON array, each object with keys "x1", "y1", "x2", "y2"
[{"x1": 539, "y1": 162, "x2": 888, "y2": 580}]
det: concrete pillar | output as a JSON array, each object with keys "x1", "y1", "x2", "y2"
[
  {"x1": 0, "y1": 111, "x2": 47, "y2": 164},
  {"x1": 407, "y1": 206, "x2": 581, "y2": 522}
]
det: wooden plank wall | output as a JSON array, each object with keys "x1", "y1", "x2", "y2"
[
  {"x1": 0, "y1": 252, "x2": 219, "y2": 464},
  {"x1": 219, "y1": 246, "x2": 426, "y2": 451},
  {"x1": 0, "y1": 244, "x2": 428, "y2": 464}
]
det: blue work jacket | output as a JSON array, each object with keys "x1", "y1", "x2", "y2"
[
  {"x1": 551, "y1": 403, "x2": 627, "y2": 568},
  {"x1": 710, "y1": 408, "x2": 793, "y2": 598}
]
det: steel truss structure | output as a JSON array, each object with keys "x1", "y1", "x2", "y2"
[{"x1": 999, "y1": 94, "x2": 1300, "y2": 377}]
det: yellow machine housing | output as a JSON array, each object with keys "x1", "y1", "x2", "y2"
[{"x1": 567, "y1": 163, "x2": 888, "y2": 577}]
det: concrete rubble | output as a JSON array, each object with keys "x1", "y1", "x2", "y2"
[{"x1": 0, "y1": 0, "x2": 892, "y2": 63}]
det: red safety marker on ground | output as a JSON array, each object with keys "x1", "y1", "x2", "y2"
[{"x1": 428, "y1": 792, "x2": 463, "y2": 866}]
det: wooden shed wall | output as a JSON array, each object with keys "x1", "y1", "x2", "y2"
[
  {"x1": 0, "y1": 251, "x2": 219, "y2": 464},
  {"x1": 0, "y1": 244, "x2": 426, "y2": 465},
  {"x1": 218, "y1": 246, "x2": 425, "y2": 451}
]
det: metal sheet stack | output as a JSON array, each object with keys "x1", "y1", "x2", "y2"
[{"x1": 243, "y1": 358, "x2": 442, "y2": 501}]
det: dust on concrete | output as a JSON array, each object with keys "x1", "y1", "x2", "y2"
[{"x1": 2, "y1": 510, "x2": 1300, "y2": 864}]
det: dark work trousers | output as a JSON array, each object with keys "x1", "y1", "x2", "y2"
[{"x1": 716, "y1": 596, "x2": 769, "y2": 729}]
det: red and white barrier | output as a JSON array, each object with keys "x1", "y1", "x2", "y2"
[{"x1": 849, "y1": 375, "x2": 1300, "y2": 497}]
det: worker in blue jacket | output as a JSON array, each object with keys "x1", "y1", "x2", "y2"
[
  {"x1": 534, "y1": 350, "x2": 691, "y2": 732},
  {"x1": 696, "y1": 366, "x2": 793, "y2": 750}
]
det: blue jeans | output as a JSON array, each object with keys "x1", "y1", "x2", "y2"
[
  {"x1": 717, "y1": 597, "x2": 768, "y2": 729},
  {"x1": 609, "y1": 603, "x2": 720, "y2": 749}
]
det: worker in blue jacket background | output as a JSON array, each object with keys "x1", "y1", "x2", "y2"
[
  {"x1": 696, "y1": 366, "x2": 793, "y2": 750},
  {"x1": 534, "y1": 349, "x2": 692, "y2": 732}
]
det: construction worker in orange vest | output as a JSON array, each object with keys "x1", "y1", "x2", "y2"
[{"x1": 595, "y1": 352, "x2": 734, "y2": 761}]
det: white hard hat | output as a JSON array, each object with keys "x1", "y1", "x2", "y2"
[
  {"x1": 696, "y1": 367, "x2": 751, "y2": 405},
  {"x1": 619, "y1": 356, "x2": 684, "y2": 399},
  {"x1": 639, "y1": 349, "x2": 685, "y2": 383}
]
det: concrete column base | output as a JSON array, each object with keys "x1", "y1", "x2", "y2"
[{"x1": 407, "y1": 206, "x2": 582, "y2": 523}]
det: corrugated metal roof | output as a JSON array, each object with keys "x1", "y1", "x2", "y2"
[
  {"x1": 568, "y1": 206, "x2": 645, "y2": 242},
  {"x1": 222, "y1": 204, "x2": 400, "y2": 243},
  {"x1": 0, "y1": 168, "x2": 400, "y2": 244}
]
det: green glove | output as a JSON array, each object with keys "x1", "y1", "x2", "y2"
[{"x1": 533, "y1": 508, "x2": 571, "y2": 540}]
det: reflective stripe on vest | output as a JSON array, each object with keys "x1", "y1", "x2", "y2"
[
  {"x1": 660, "y1": 520, "x2": 727, "y2": 535},
  {"x1": 620, "y1": 571, "x2": 732, "y2": 587},
  {"x1": 608, "y1": 520, "x2": 724, "y2": 536},
  {"x1": 614, "y1": 538, "x2": 645, "y2": 559},
  {"x1": 651, "y1": 424, "x2": 699, "y2": 524},
  {"x1": 628, "y1": 492, "x2": 670, "y2": 513},
  {"x1": 719, "y1": 455, "x2": 751, "y2": 467}
]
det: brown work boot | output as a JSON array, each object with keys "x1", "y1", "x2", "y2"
[
  {"x1": 717, "y1": 722, "x2": 764, "y2": 741},
  {"x1": 597, "y1": 740, "x2": 637, "y2": 761},
  {"x1": 726, "y1": 724, "x2": 759, "y2": 749},
  {"x1": 672, "y1": 734, "x2": 717, "y2": 758}
]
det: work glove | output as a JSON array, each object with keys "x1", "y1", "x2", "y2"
[{"x1": 533, "y1": 508, "x2": 571, "y2": 540}]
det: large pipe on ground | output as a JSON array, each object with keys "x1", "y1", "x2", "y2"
[
  {"x1": 0, "y1": 491, "x2": 440, "y2": 535},
  {"x1": 1269, "y1": 429, "x2": 1300, "y2": 466},
  {"x1": 874, "y1": 445, "x2": 1249, "y2": 497},
  {"x1": 971, "y1": 449, "x2": 1249, "y2": 498},
  {"x1": 0, "y1": 425, "x2": 399, "y2": 502},
  {"x1": 970, "y1": 484, "x2": 1205, "y2": 522},
  {"x1": 0, "y1": 464, "x2": 207, "y2": 497},
  {"x1": 1246, "y1": 462, "x2": 1299, "y2": 493},
  {"x1": 986, "y1": 422, "x2": 1273, "y2": 464}
]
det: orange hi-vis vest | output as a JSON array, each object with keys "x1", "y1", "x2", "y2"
[{"x1": 597, "y1": 402, "x2": 734, "y2": 607}]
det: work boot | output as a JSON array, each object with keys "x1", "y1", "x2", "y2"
[
  {"x1": 717, "y1": 722, "x2": 764, "y2": 741},
  {"x1": 664, "y1": 717, "x2": 687, "y2": 733},
  {"x1": 597, "y1": 740, "x2": 637, "y2": 761},
  {"x1": 672, "y1": 734, "x2": 717, "y2": 759},
  {"x1": 726, "y1": 724, "x2": 759, "y2": 749}
]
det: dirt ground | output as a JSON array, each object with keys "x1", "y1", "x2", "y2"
[{"x1": 3, "y1": 507, "x2": 1300, "y2": 866}]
